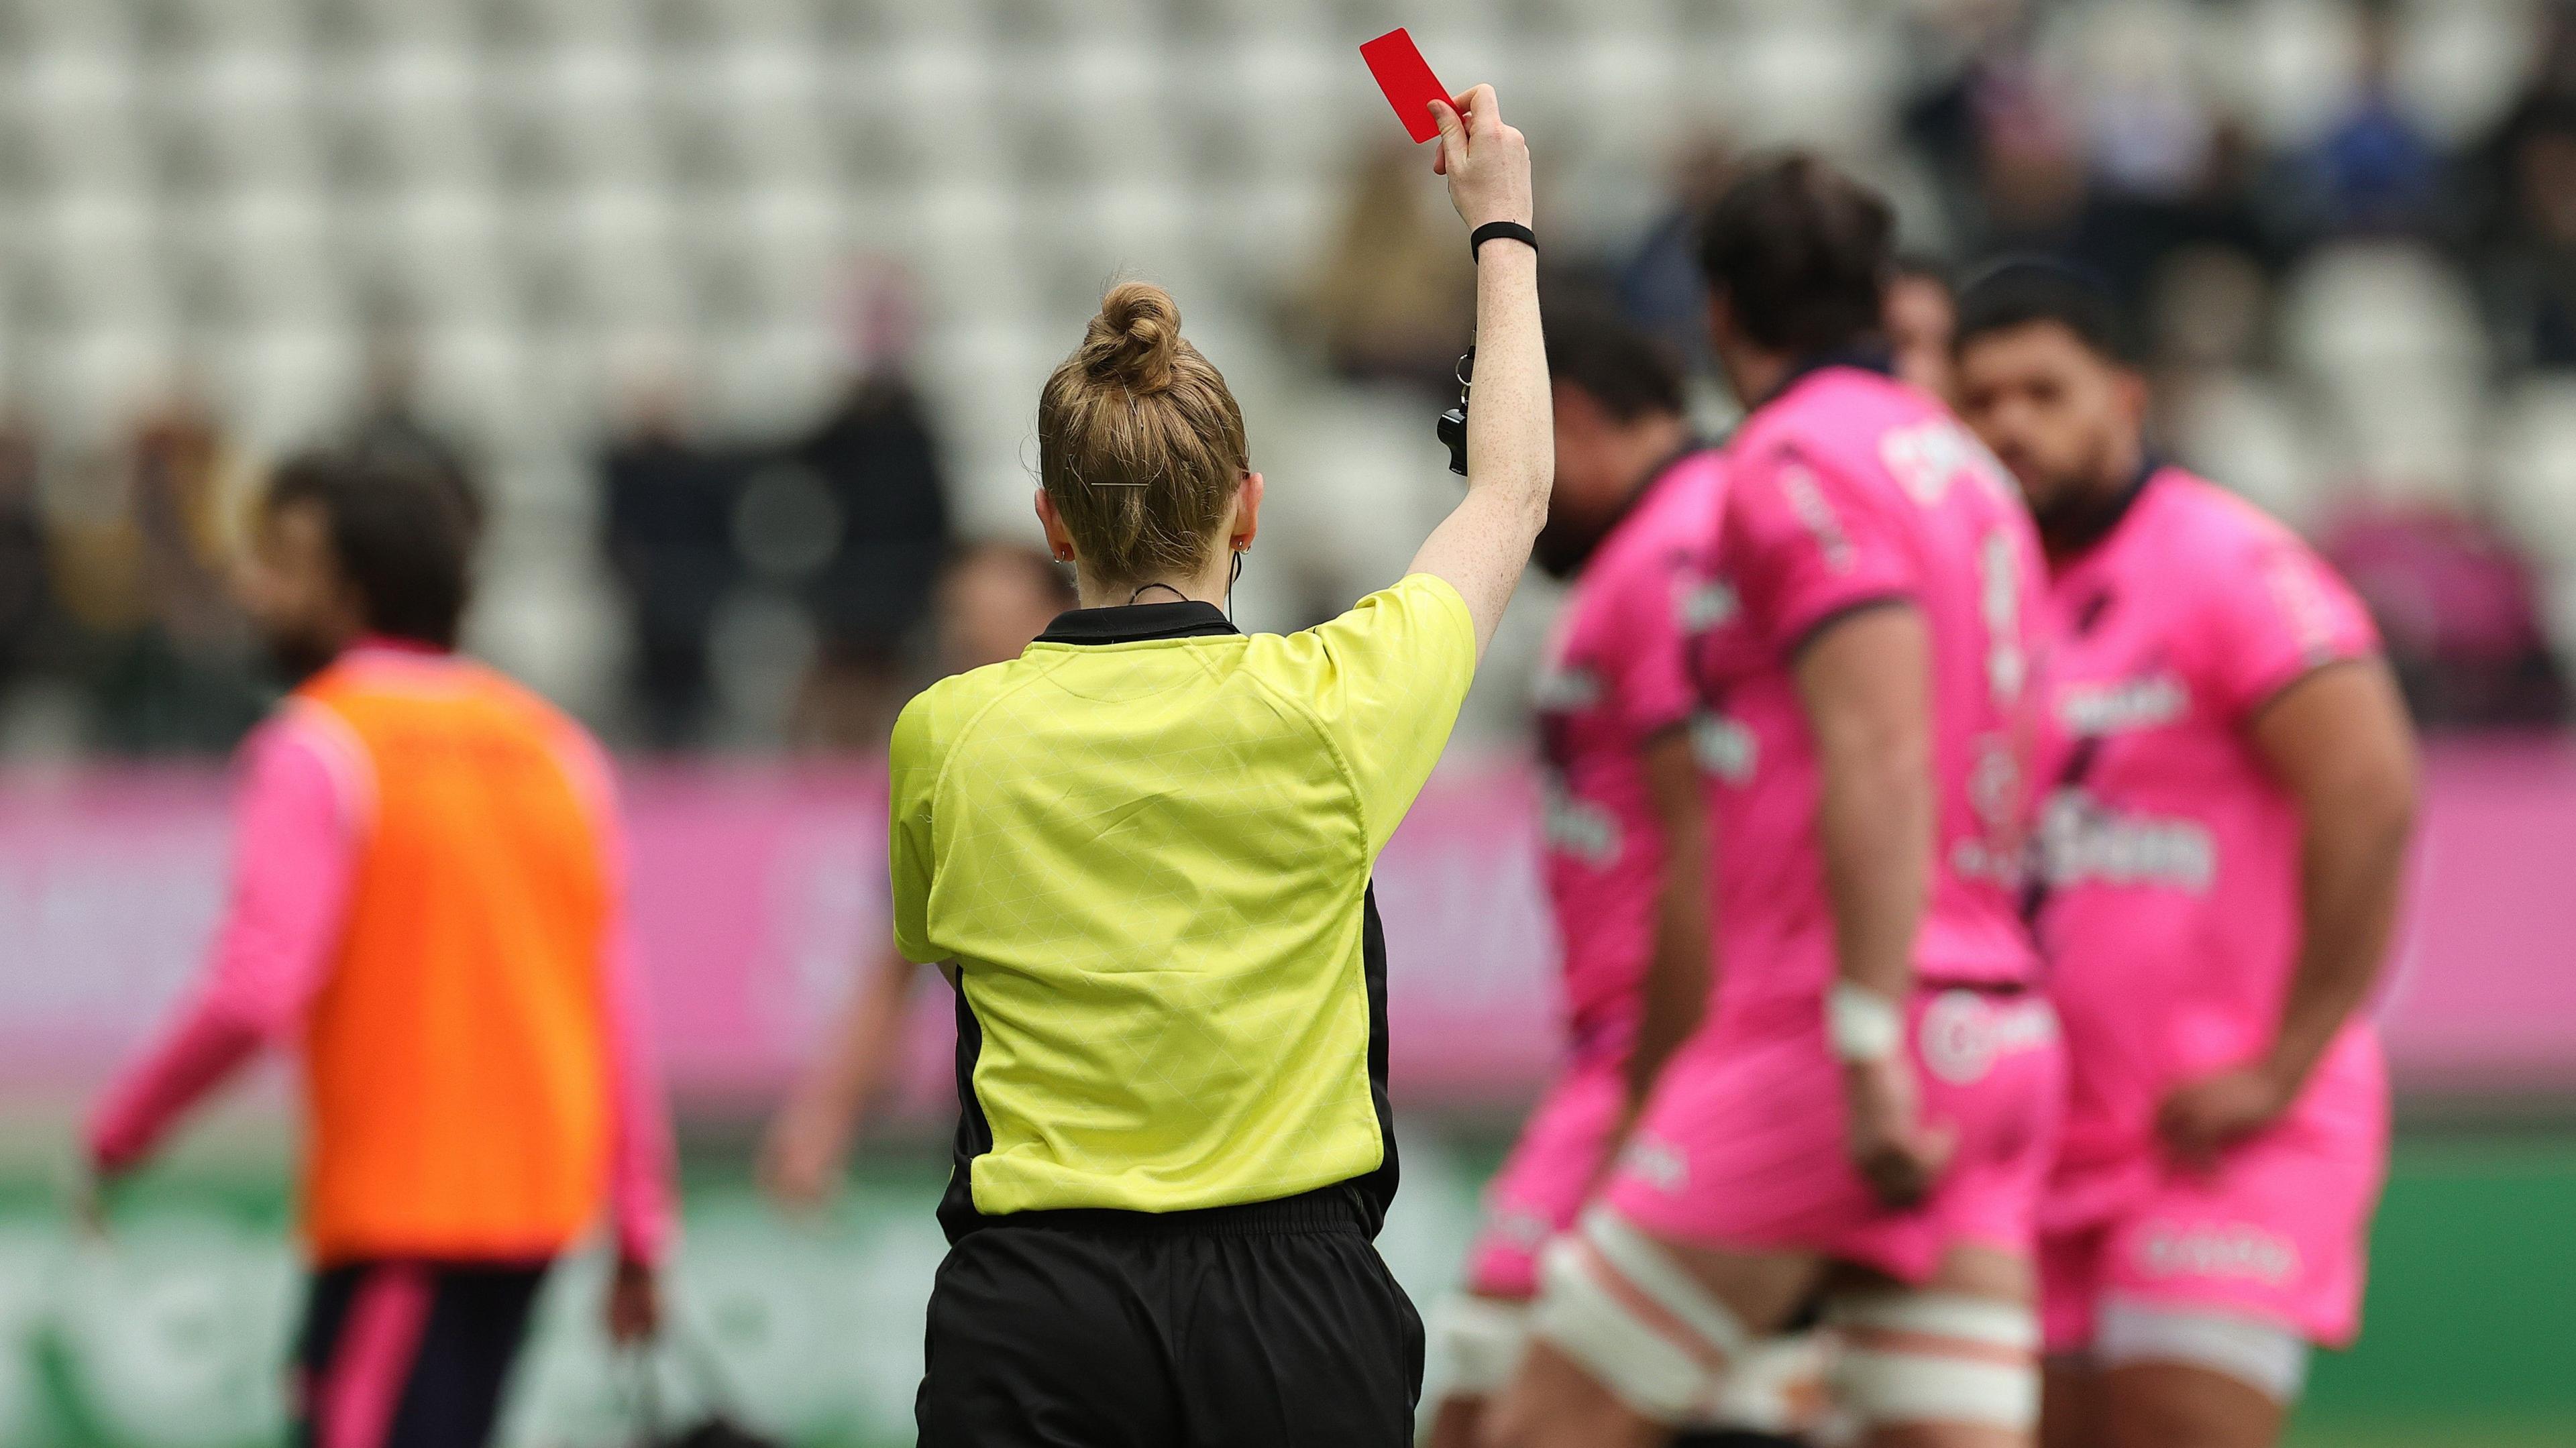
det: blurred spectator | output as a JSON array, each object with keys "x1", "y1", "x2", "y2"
[
  {"x1": 1299, "y1": 142, "x2": 1477, "y2": 396},
  {"x1": 1887, "y1": 256, "x2": 1958, "y2": 400},
  {"x1": 2290, "y1": 7, "x2": 2443, "y2": 241},
  {"x1": 2489, "y1": 115, "x2": 2576, "y2": 366},
  {"x1": 784, "y1": 267, "x2": 953, "y2": 753},
  {"x1": 600, "y1": 381, "x2": 745, "y2": 750},
  {"x1": 0, "y1": 423, "x2": 46, "y2": 692},
  {"x1": 343, "y1": 329, "x2": 482, "y2": 536},
  {"x1": 1615, "y1": 137, "x2": 1736, "y2": 375},
  {"x1": 76, "y1": 399, "x2": 265, "y2": 754},
  {"x1": 2322, "y1": 504, "x2": 2568, "y2": 729}
]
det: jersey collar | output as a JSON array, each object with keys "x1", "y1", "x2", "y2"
[
  {"x1": 1754, "y1": 343, "x2": 1896, "y2": 412},
  {"x1": 1036, "y1": 600, "x2": 1240, "y2": 645}
]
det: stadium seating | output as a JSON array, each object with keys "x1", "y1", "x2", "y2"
[{"x1": 0, "y1": 0, "x2": 2565, "y2": 726}]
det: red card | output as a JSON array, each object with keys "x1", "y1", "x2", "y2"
[{"x1": 1360, "y1": 28, "x2": 1450, "y2": 144}]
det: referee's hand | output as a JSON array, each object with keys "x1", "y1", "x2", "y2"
[{"x1": 1428, "y1": 84, "x2": 1532, "y2": 232}]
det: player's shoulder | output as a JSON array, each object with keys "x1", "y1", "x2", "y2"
[{"x1": 2141, "y1": 467, "x2": 2316, "y2": 563}]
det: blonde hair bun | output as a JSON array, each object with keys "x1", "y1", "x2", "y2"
[{"x1": 1082, "y1": 281, "x2": 1183, "y2": 394}]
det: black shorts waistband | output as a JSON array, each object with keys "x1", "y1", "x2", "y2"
[{"x1": 968, "y1": 1184, "x2": 1369, "y2": 1239}]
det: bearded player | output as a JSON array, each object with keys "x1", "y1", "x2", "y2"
[
  {"x1": 1951, "y1": 261, "x2": 2417, "y2": 1448},
  {"x1": 1429, "y1": 306, "x2": 1821, "y2": 1448}
]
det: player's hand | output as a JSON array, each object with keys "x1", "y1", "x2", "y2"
[
  {"x1": 757, "y1": 1098, "x2": 849, "y2": 1211},
  {"x1": 605, "y1": 1257, "x2": 661, "y2": 1345},
  {"x1": 1429, "y1": 85, "x2": 1533, "y2": 232},
  {"x1": 1841, "y1": 1056, "x2": 1955, "y2": 1209},
  {"x1": 2157, "y1": 1064, "x2": 2294, "y2": 1168}
]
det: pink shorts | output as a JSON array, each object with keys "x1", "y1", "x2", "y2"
[
  {"x1": 1605, "y1": 986, "x2": 2063, "y2": 1284},
  {"x1": 2040, "y1": 1034, "x2": 2388, "y2": 1351},
  {"x1": 1466, "y1": 1052, "x2": 1627, "y2": 1298}
]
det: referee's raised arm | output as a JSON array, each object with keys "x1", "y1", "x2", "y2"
[{"x1": 1412, "y1": 82, "x2": 1551, "y2": 659}]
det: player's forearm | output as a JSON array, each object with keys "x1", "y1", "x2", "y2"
[
  {"x1": 2267, "y1": 769, "x2": 2415, "y2": 1092},
  {"x1": 1796, "y1": 610, "x2": 1935, "y2": 1003},
  {"x1": 602, "y1": 920, "x2": 679, "y2": 1267},
  {"x1": 1817, "y1": 740, "x2": 1931, "y2": 1001},
  {"x1": 1624, "y1": 732, "x2": 1713, "y2": 1106},
  {"x1": 1624, "y1": 869, "x2": 1710, "y2": 1108},
  {"x1": 790, "y1": 949, "x2": 920, "y2": 1131},
  {"x1": 88, "y1": 1001, "x2": 266, "y2": 1172}
]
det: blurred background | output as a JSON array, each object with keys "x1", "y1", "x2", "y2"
[{"x1": 0, "y1": 1, "x2": 2573, "y2": 1445}]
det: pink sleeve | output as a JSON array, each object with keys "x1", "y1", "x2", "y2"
[
  {"x1": 87, "y1": 710, "x2": 362, "y2": 1172},
  {"x1": 2197, "y1": 527, "x2": 2381, "y2": 722},
  {"x1": 561, "y1": 736, "x2": 680, "y2": 1267},
  {"x1": 1724, "y1": 441, "x2": 1919, "y2": 655}
]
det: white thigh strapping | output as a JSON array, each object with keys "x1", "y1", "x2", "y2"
[
  {"x1": 2095, "y1": 1295, "x2": 2311, "y2": 1403},
  {"x1": 1826, "y1": 1291, "x2": 2041, "y2": 1429},
  {"x1": 1527, "y1": 1208, "x2": 1751, "y2": 1424},
  {"x1": 1434, "y1": 1292, "x2": 1529, "y2": 1397}
]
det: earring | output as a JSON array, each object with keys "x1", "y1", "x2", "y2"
[{"x1": 1230, "y1": 539, "x2": 1248, "y2": 553}]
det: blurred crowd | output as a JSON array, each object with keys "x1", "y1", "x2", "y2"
[{"x1": 5, "y1": 0, "x2": 2576, "y2": 757}]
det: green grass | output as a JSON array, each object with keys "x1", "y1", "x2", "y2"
[{"x1": 3, "y1": 1127, "x2": 2569, "y2": 1446}]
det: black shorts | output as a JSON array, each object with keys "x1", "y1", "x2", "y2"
[
  {"x1": 294, "y1": 1258, "x2": 551, "y2": 1448},
  {"x1": 918, "y1": 1188, "x2": 1424, "y2": 1447}
]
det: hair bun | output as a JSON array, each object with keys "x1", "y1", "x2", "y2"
[{"x1": 1082, "y1": 281, "x2": 1183, "y2": 394}]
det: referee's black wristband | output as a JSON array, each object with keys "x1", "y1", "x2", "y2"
[{"x1": 1470, "y1": 221, "x2": 1536, "y2": 260}]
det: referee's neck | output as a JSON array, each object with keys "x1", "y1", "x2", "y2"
[{"x1": 1076, "y1": 562, "x2": 1235, "y2": 611}]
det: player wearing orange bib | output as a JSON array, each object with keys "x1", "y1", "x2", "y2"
[{"x1": 85, "y1": 450, "x2": 676, "y2": 1448}]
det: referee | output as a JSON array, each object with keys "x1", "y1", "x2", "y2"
[{"x1": 900, "y1": 86, "x2": 1546, "y2": 1446}]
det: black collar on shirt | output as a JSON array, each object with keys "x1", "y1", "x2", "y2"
[
  {"x1": 1036, "y1": 600, "x2": 1241, "y2": 645},
  {"x1": 1753, "y1": 344, "x2": 1898, "y2": 412}
]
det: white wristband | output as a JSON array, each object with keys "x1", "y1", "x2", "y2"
[{"x1": 1829, "y1": 983, "x2": 1904, "y2": 1064}]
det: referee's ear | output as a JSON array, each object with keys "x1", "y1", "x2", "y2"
[
  {"x1": 1034, "y1": 487, "x2": 1079, "y2": 568},
  {"x1": 1229, "y1": 472, "x2": 1265, "y2": 553}
]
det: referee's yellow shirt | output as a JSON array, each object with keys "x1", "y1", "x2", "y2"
[{"x1": 889, "y1": 572, "x2": 1477, "y2": 1235}]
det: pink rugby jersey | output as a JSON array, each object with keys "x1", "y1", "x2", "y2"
[
  {"x1": 1531, "y1": 449, "x2": 1725, "y2": 1063},
  {"x1": 2031, "y1": 467, "x2": 2384, "y2": 1178},
  {"x1": 1689, "y1": 364, "x2": 2048, "y2": 1012}
]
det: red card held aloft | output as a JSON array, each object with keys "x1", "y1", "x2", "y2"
[{"x1": 1360, "y1": 27, "x2": 1450, "y2": 144}]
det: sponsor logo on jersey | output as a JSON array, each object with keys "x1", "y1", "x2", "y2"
[
  {"x1": 2035, "y1": 788, "x2": 2215, "y2": 891},
  {"x1": 1880, "y1": 417, "x2": 2017, "y2": 507},
  {"x1": 2057, "y1": 672, "x2": 2189, "y2": 736},
  {"x1": 1780, "y1": 463, "x2": 1854, "y2": 572},
  {"x1": 1690, "y1": 712, "x2": 1757, "y2": 783},
  {"x1": 1621, "y1": 1135, "x2": 1688, "y2": 1194},
  {"x1": 2134, "y1": 1221, "x2": 2302, "y2": 1286},
  {"x1": 1534, "y1": 663, "x2": 1602, "y2": 714},
  {"x1": 1678, "y1": 577, "x2": 1738, "y2": 634},
  {"x1": 1540, "y1": 779, "x2": 1622, "y2": 867},
  {"x1": 1917, "y1": 991, "x2": 2060, "y2": 1085}
]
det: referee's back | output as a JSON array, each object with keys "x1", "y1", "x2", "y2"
[
  {"x1": 892, "y1": 571, "x2": 1474, "y2": 1235},
  {"x1": 908, "y1": 84, "x2": 1546, "y2": 1447}
]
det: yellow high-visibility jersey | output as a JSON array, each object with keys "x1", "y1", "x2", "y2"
[{"x1": 889, "y1": 573, "x2": 1477, "y2": 1235}]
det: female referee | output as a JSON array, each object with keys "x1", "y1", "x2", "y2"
[{"x1": 896, "y1": 85, "x2": 1544, "y2": 1447}]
